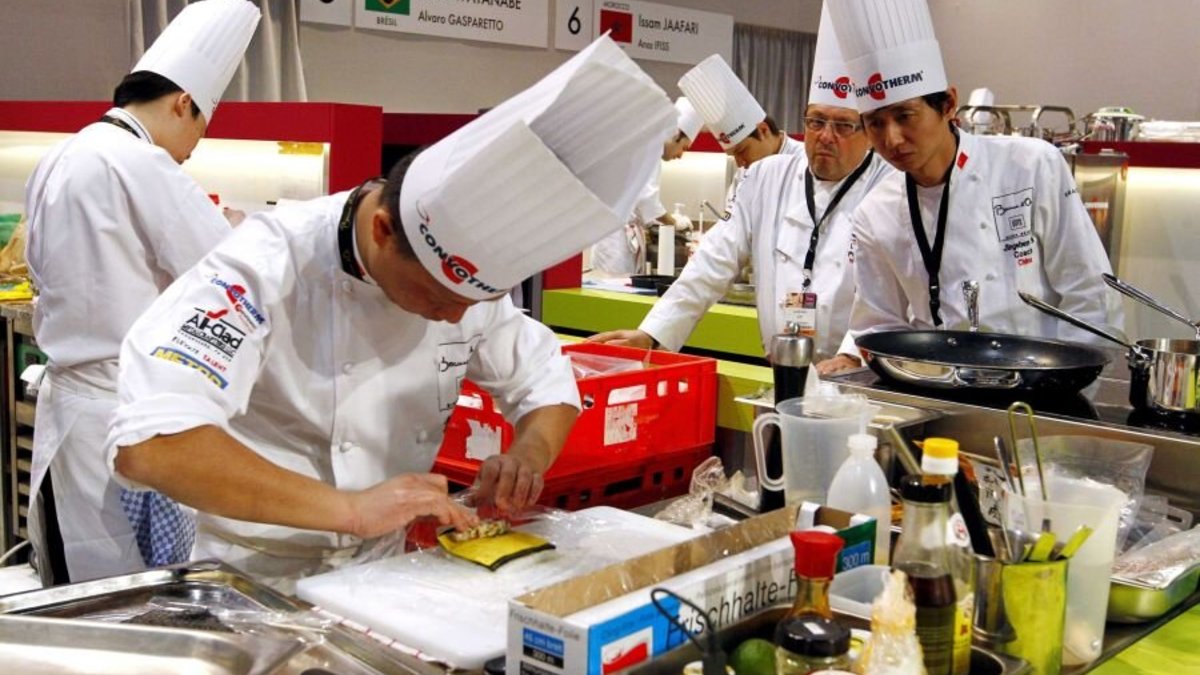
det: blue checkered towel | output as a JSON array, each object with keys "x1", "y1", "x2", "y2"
[{"x1": 120, "y1": 489, "x2": 196, "y2": 567}]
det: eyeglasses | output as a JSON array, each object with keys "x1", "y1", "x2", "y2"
[{"x1": 803, "y1": 116, "x2": 862, "y2": 138}]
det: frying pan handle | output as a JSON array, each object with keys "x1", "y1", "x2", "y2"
[
  {"x1": 954, "y1": 368, "x2": 1023, "y2": 389},
  {"x1": 1018, "y1": 291, "x2": 1134, "y2": 349},
  {"x1": 1102, "y1": 273, "x2": 1200, "y2": 333}
]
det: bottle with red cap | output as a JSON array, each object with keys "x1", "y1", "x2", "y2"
[{"x1": 775, "y1": 530, "x2": 851, "y2": 674}]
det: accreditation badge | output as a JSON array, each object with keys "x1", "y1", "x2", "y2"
[{"x1": 782, "y1": 290, "x2": 818, "y2": 337}]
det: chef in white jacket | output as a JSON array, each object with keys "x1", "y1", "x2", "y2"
[
  {"x1": 106, "y1": 37, "x2": 678, "y2": 590},
  {"x1": 591, "y1": 5, "x2": 893, "y2": 361},
  {"x1": 590, "y1": 97, "x2": 704, "y2": 276},
  {"x1": 679, "y1": 55, "x2": 804, "y2": 211},
  {"x1": 820, "y1": 0, "x2": 1123, "y2": 373},
  {"x1": 24, "y1": 0, "x2": 260, "y2": 584}
]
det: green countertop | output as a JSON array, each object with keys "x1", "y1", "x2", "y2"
[
  {"x1": 542, "y1": 288, "x2": 764, "y2": 359},
  {"x1": 1091, "y1": 603, "x2": 1200, "y2": 674}
]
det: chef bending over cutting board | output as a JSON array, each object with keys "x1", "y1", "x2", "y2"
[{"x1": 104, "y1": 35, "x2": 679, "y2": 591}]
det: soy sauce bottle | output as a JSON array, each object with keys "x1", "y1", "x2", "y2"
[{"x1": 892, "y1": 475, "x2": 957, "y2": 675}]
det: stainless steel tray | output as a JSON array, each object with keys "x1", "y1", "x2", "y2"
[
  {"x1": 0, "y1": 614, "x2": 300, "y2": 675},
  {"x1": 0, "y1": 560, "x2": 441, "y2": 675}
]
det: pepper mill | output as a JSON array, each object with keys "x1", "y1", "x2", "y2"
[{"x1": 761, "y1": 331, "x2": 814, "y2": 511}]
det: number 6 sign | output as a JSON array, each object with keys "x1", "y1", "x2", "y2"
[{"x1": 554, "y1": 0, "x2": 594, "y2": 50}]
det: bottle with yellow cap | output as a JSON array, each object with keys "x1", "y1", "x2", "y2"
[{"x1": 920, "y1": 437, "x2": 975, "y2": 675}]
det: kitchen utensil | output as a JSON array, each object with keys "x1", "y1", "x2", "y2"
[
  {"x1": 886, "y1": 423, "x2": 924, "y2": 477},
  {"x1": 1084, "y1": 107, "x2": 1144, "y2": 142},
  {"x1": 993, "y1": 436, "x2": 1020, "y2": 496},
  {"x1": 855, "y1": 329, "x2": 1109, "y2": 393},
  {"x1": 1057, "y1": 525, "x2": 1094, "y2": 560},
  {"x1": 1102, "y1": 273, "x2": 1200, "y2": 340},
  {"x1": 752, "y1": 394, "x2": 874, "y2": 506},
  {"x1": 1007, "y1": 402, "x2": 1049, "y2": 502},
  {"x1": 630, "y1": 273, "x2": 675, "y2": 290},
  {"x1": 1027, "y1": 531, "x2": 1057, "y2": 562},
  {"x1": 974, "y1": 555, "x2": 1069, "y2": 675},
  {"x1": 701, "y1": 199, "x2": 726, "y2": 222},
  {"x1": 1108, "y1": 566, "x2": 1200, "y2": 623},
  {"x1": 760, "y1": 333, "x2": 814, "y2": 510},
  {"x1": 964, "y1": 280, "x2": 981, "y2": 332},
  {"x1": 1020, "y1": 291, "x2": 1200, "y2": 415}
]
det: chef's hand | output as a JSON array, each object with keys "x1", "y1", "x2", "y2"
[
  {"x1": 816, "y1": 354, "x2": 862, "y2": 375},
  {"x1": 475, "y1": 453, "x2": 545, "y2": 514},
  {"x1": 587, "y1": 329, "x2": 654, "y2": 349},
  {"x1": 345, "y1": 473, "x2": 478, "y2": 539},
  {"x1": 223, "y1": 207, "x2": 246, "y2": 227}
]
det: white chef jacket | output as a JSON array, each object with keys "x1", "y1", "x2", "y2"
[
  {"x1": 106, "y1": 191, "x2": 580, "y2": 588},
  {"x1": 725, "y1": 135, "x2": 805, "y2": 211},
  {"x1": 841, "y1": 130, "x2": 1124, "y2": 355},
  {"x1": 591, "y1": 163, "x2": 665, "y2": 276},
  {"x1": 641, "y1": 151, "x2": 894, "y2": 359},
  {"x1": 24, "y1": 107, "x2": 230, "y2": 582}
]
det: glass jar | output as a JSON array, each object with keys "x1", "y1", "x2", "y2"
[{"x1": 775, "y1": 615, "x2": 851, "y2": 675}]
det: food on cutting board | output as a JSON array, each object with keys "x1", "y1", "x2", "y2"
[
  {"x1": 447, "y1": 519, "x2": 511, "y2": 543},
  {"x1": 437, "y1": 521, "x2": 555, "y2": 571}
]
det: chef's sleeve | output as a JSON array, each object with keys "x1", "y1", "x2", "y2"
[
  {"x1": 106, "y1": 240, "x2": 275, "y2": 486},
  {"x1": 1034, "y1": 149, "x2": 1127, "y2": 342},
  {"x1": 467, "y1": 297, "x2": 580, "y2": 424},
  {"x1": 632, "y1": 164, "x2": 668, "y2": 224},
  {"x1": 638, "y1": 165, "x2": 759, "y2": 351},
  {"x1": 126, "y1": 149, "x2": 232, "y2": 277},
  {"x1": 842, "y1": 211, "x2": 916, "y2": 354}
]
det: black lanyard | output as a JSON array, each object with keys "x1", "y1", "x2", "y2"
[
  {"x1": 905, "y1": 134, "x2": 960, "y2": 327},
  {"x1": 100, "y1": 114, "x2": 139, "y2": 138},
  {"x1": 337, "y1": 179, "x2": 381, "y2": 281},
  {"x1": 801, "y1": 151, "x2": 873, "y2": 287}
]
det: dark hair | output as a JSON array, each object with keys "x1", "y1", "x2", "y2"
[
  {"x1": 921, "y1": 91, "x2": 954, "y2": 115},
  {"x1": 748, "y1": 115, "x2": 783, "y2": 141},
  {"x1": 378, "y1": 150, "x2": 422, "y2": 259},
  {"x1": 113, "y1": 71, "x2": 202, "y2": 118}
]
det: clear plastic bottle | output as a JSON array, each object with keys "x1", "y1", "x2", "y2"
[
  {"x1": 892, "y1": 474, "x2": 957, "y2": 675},
  {"x1": 920, "y1": 438, "x2": 975, "y2": 675},
  {"x1": 826, "y1": 433, "x2": 892, "y2": 565}
]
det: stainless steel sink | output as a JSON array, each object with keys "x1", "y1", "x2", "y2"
[{"x1": 0, "y1": 614, "x2": 300, "y2": 674}]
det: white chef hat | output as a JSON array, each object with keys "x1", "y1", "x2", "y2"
[
  {"x1": 674, "y1": 97, "x2": 704, "y2": 141},
  {"x1": 678, "y1": 55, "x2": 766, "y2": 150},
  {"x1": 827, "y1": 0, "x2": 947, "y2": 113},
  {"x1": 399, "y1": 36, "x2": 676, "y2": 300},
  {"x1": 808, "y1": 4, "x2": 857, "y2": 110},
  {"x1": 132, "y1": 0, "x2": 261, "y2": 123}
]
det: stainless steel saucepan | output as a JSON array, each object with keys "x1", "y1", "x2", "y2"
[{"x1": 1020, "y1": 292, "x2": 1200, "y2": 415}]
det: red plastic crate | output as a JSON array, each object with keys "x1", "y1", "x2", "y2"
[
  {"x1": 434, "y1": 342, "x2": 717, "y2": 478},
  {"x1": 436, "y1": 443, "x2": 714, "y2": 511}
]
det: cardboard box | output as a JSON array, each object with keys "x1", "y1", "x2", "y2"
[{"x1": 507, "y1": 504, "x2": 873, "y2": 675}]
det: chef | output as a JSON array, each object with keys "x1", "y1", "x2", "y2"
[
  {"x1": 591, "y1": 4, "x2": 894, "y2": 361},
  {"x1": 24, "y1": 0, "x2": 260, "y2": 584},
  {"x1": 590, "y1": 97, "x2": 704, "y2": 276},
  {"x1": 105, "y1": 36, "x2": 678, "y2": 590},
  {"x1": 819, "y1": 0, "x2": 1124, "y2": 373},
  {"x1": 679, "y1": 54, "x2": 804, "y2": 210}
]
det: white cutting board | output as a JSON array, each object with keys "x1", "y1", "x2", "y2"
[{"x1": 295, "y1": 506, "x2": 698, "y2": 669}]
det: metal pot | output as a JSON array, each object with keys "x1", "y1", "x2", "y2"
[
  {"x1": 1020, "y1": 292, "x2": 1200, "y2": 415},
  {"x1": 1084, "y1": 107, "x2": 1144, "y2": 142},
  {"x1": 855, "y1": 329, "x2": 1110, "y2": 393}
]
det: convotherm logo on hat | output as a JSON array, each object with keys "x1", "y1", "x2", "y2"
[
  {"x1": 860, "y1": 70, "x2": 927, "y2": 102},
  {"x1": 366, "y1": 0, "x2": 410, "y2": 15}
]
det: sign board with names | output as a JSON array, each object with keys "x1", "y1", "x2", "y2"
[
  {"x1": 356, "y1": 0, "x2": 550, "y2": 49},
  {"x1": 554, "y1": 0, "x2": 732, "y2": 65}
]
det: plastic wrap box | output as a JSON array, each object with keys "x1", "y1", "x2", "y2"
[{"x1": 507, "y1": 504, "x2": 805, "y2": 675}]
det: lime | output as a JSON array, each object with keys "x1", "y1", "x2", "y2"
[{"x1": 728, "y1": 637, "x2": 776, "y2": 675}]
